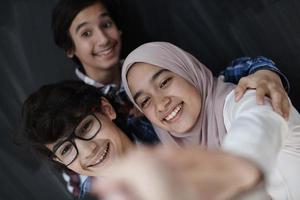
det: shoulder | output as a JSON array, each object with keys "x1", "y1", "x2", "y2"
[
  {"x1": 224, "y1": 89, "x2": 273, "y2": 114},
  {"x1": 223, "y1": 90, "x2": 274, "y2": 129}
]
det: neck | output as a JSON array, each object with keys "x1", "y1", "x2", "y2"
[
  {"x1": 117, "y1": 127, "x2": 135, "y2": 155},
  {"x1": 84, "y1": 63, "x2": 121, "y2": 88}
]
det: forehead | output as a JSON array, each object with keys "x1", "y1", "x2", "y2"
[
  {"x1": 129, "y1": 62, "x2": 161, "y2": 74},
  {"x1": 70, "y1": 3, "x2": 108, "y2": 30},
  {"x1": 43, "y1": 114, "x2": 88, "y2": 152},
  {"x1": 127, "y1": 62, "x2": 172, "y2": 93},
  {"x1": 127, "y1": 62, "x2": 164, "y2": 83}
]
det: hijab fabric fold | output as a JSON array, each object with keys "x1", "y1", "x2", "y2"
[{"x1": 122, "y1": 42, "x2": 235, "y2": 148}]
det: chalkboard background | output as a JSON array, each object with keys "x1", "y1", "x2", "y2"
[{"x1": 1, "y1": 0, "x2": 299, "y2": 199}]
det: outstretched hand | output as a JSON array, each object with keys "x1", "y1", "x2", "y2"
[
  {"x1": 235, "y1": 70, "x2": 290, "y2": 119},
  {"x1": 95, "y1": 146, "x2": 264, "y2": 200}
]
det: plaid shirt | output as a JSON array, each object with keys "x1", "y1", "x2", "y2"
[
  {"x1": 80, "y1": 176, "x2": 92, "y2": 199},
  {"x1": 220, "y1": 56, "x2": 290, "y2": 91}
]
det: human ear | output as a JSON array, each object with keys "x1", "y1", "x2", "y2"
[
  {"x1": 66, "y1": 48, "x2": 74, "y2": 58},
  {"x1": 100, "y1": 97, "x2": 117, "y2": 120}
]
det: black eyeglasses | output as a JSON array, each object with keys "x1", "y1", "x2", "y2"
[{"x1": 51, "y1": 113, "x2": 102, "y2": 166}]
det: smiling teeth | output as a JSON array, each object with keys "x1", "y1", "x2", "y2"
[
  {"x1": 97, "y1": 143, "x2": 109, "y2": 162},
  {"x1": 90, "y1": 143, "x2": 110, "y2": 167},
  {"x1": 164, "y1": 104, "x2": 182, "y2": 121},
  {"x1": 101, "y1": 48, "x2": 112, "y2": 55},
  {"x1": 96, "y1": 48, "x2": 113, "y2": 56}
]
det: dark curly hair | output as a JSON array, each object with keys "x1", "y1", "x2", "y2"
[
  {"x1": 21, "y1": 80, "x2": 133, "y2": 161},
  {"x1": 51, "y1": 0, "x2": 122, "y2": 66}
]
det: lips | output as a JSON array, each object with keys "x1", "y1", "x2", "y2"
[
  {"x1": 163, "y1": 102, "x2": 183, "y2": 122},
  {"x1": 86, "y1": 142, "x2": 110, "y2": 168},
  {"x1": 95, "y1": 47, "x2": 113, "y2": 56},
  {"x1": 93, "y1": 43, "x2": 116, "y2": 57}
]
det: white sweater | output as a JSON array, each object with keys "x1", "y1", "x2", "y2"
[{"x1": 222, "y1": 90, "x2": 300, "y2": 200}]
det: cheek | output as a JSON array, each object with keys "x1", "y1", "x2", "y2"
[
  {"x1": 109, "y1": 28, "x2": 121, "y2": 39},
  {"x1": 181, "y1": 82, "x2": 202, "y2": 117},
  {"x1": 73, "y1": 38, "x2": 92, "y2": 52},
  {"x1": 76, "y1": 42, "x2": 91, "y2": 53},
  {"x1": 67, "y1": 162, "x2": 83, "y2": 174},
  {"x1": 112, "y1": 31, "x2": 121, "y2": 42},
  {"x1": 108, "y1": 132, "x2": 120, "y2": 146},
  {"x1": 190, "y1": 92, "x2": 202, "y2": 118},
  {"x1": 143, "y1": 108, "x2": 161, "y2": 125},
  {"x1": 100, "y1": 126, "x2": 121, "y2": 146}
]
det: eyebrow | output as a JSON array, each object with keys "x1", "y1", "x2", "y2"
[
  {"x1": 52, "y1": 140, "x2": 65, "y2": 153},
  {"x1": 133, "y1": 69, "x2": 169, "y2": 102},
  {"x1": 75, "y1": 12, "x2": 110, "y2": 34},
  {"x1": 51, "y1": 130, "x2": 74, "y2": 152},
  {"x1": 151, "y1": 69, "x2": 169, "y2": 82}
]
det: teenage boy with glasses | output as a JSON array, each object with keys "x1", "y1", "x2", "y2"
[{"x1": 22, "y1": 80, "x2": 134, "y2": 177}]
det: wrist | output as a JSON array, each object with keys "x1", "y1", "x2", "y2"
[{"x1": 230, "y1": 156, "x2": 263, "y2": 197}]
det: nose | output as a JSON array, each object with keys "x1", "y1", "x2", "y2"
[
  {"x1": 156, "y1": 95, "x2": 171, "y2": 113},
  {"x1": 95, "y1": 28, "x2": 109, "y2": 46},
  {"x1": 75, "y1": 139, "x2": 97, "y2": 160}
]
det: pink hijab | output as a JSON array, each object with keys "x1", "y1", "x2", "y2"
[{"x1": 122, "y1": 42, "x2": 235, "y2": 148}]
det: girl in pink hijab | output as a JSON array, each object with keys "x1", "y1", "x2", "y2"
[{"x1": 121, "y1": 42, "x2": 300, "y2": 200}]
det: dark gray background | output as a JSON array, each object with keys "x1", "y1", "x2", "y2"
[{"x1": 1, "y1": 0, "x2": 299, "y2": 199}]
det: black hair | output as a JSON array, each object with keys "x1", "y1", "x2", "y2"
[
  {"x1": 21, "y1": 80, "x2": 133, "y2": 162},
  {"x1": 51, "y1": 0, "x2": 122, "y2": 67}
]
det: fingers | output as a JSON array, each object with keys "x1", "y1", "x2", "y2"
[
  {"x1": 255, "y1": 87, "x2": 266, "y2": 105},
  {"x1": 256, "y1": 85, "x2": 290, "y2": 120},
  {"x1": 235, "y1": 77, "x2": 249, "y2": 101},
  {"x1": 249, "y1": 70, "x2": 290, "y2": 119},
  {"x1": 99, "y1": 182, "x2": 139, "y2": 200},
  {"x1": 282, "y1": 97, "x2": 290, "y2": 120},
  {"x1": 234, "y1": 86, "x2": 246, "y2": 102},
  {"x1": 270, "y1": 91, "x2": 283, "y2": 117},
  {"x1": 270, "y1": 90, "x2": 290, "y2": 120},
  {"x1": 235, "y1": 70, "x2": 291, "y2": 120}
]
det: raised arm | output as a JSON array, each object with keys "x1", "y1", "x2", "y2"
[
  {"x1": 222, "y1": 90, "x2": 287, "y2": 182},
  {"x1": 220, "y1": 56, "x2": 290, "y2": 119}
]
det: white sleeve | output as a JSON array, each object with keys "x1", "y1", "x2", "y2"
[{"x1": 222, "y1": 90, "x2": 288, "y2": 176}]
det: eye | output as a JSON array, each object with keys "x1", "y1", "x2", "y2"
[
  {"x1": 59, "y1": 143, "x2": 74, "y2": 157},
  {"x1": 140, "y1": 97, "x2": 151, "y2": 109},
  {"x1": 77, "y1": 120, "x2": 94, "y2": 136},
  {"x1": 101, "y1": 21, "x2": 113, "y2": 29},
  {"x1": 160, "y1": 77, "x2": 172, "y2": 88},
  {"x1": 81, "y1": 31, "x2": 92, "y2": 38}
]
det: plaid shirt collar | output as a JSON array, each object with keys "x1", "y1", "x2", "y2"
[
  {"x1": 75, "y1": 68, "x2": 105, "y2": 88},
  {"x1": 75, "y1": 59, "x2": 124, "y2": 90},
  {"x1": 75, "y1": 64, "x2": 128, "y2": 106}
]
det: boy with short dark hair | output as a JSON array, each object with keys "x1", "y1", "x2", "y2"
[
  {"x1": 22, "y1": 80, "x2": 136, "y2": 198},
  {"x1": 51, "y1": 0, "x2": 160, "y2": 145}
]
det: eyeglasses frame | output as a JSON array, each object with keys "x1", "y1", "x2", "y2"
[{"x1": 50, "y1": 113, "x2": 102, "y2": 166}]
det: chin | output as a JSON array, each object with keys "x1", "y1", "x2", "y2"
[
  {"x1": 173, "y1": 128, "x2": 188, "y2": 134},
  {"x1": 177, "y1": 123, "x2": 196, "y2": 133},
  {"x1": 105, "y1": 59, "x2": 120, "y2": 69}
]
